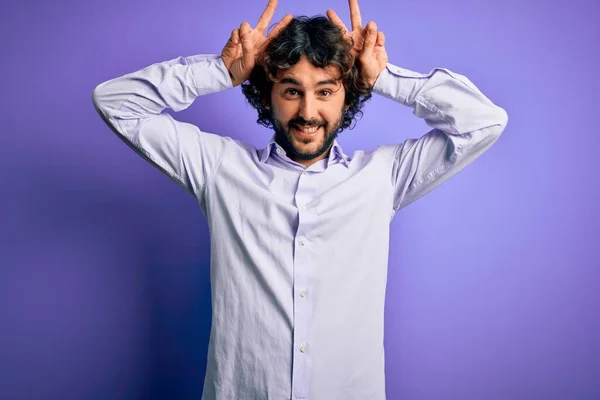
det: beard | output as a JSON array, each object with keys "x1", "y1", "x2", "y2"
[{"x1": 271, "y1": 109, "x2": 344, "y2": 161}]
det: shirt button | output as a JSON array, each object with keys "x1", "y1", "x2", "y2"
[
  {"x1": 277, "y1": 148, "x2": 283, "y2": 154},
  {"x1": 300, "y1": 204, "x2": 306, "y2": 210},
  {"x1": 300, "y1": 238, "x2": 306, "y2": 246},
  {"x1": 302, "y1": 171, "x2": 308, "y2": 175},
  {"x1": 300, "y1": 290, "x2": 307, "y2": 297},
  {"x1": 300, "y1": 345, "x2": 307, "y2": 353}
]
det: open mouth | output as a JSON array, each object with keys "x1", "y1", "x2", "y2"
[{"x1": 292, "y1": 125, "x2": 321, "y2": 137}]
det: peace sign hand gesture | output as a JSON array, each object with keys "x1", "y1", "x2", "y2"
[
  {"x1": 221, "y1": 0, "x2": 293, "y2": 87},
  {"x1": 326, "y1": 0, "x2": 388, "y2": 87}
]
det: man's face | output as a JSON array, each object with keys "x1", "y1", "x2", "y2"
[{"x1": 269, "y1": 55, "x2": 347, "y2": 167}]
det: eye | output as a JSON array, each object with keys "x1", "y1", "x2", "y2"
[
  {"x1": 319, "y1": 90, "x2": 332, "y2": 97},
  {"x1": 284, "y1": 88, "x2": 300, "y2": 96}
]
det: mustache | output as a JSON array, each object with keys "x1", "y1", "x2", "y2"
[{"x1": 289, "y1": 118, "x2": 326, "y2": 128}]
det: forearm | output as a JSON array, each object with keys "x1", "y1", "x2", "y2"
[
  {"x1": 92, "y1": 54, "x2": 233, "y2": 124},
  {"x1": 372, "y1": 63, "x2": 508, "y2": 136}
]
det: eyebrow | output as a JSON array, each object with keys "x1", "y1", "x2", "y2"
[{"x1": 279, "y1": 77, "x2": 339, "y2": 86}]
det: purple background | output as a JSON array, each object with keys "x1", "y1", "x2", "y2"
[{"x1": 1, "y1": 0, "x2": 599, "y2": 398}]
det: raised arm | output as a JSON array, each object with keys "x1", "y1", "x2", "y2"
[
  {"x1": 92, "y1": 54, "x2": 233, "y2": 198},
  {"x1": 376, "y1": 64, "x2": 508, "y2": 211},
  {"x1": 328, "y1": 0, "x2": 508, "y2": 212},
  {"x1": 91, "y1": 0, "x2": 291, "y2": 198}
]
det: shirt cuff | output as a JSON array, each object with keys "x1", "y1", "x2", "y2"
[
  {"x1": 373, "y1": 63, "x2": 429, "y2": 105},
  {"x1": 185, "y1": 54, "x2": 234, "y2": 95}
]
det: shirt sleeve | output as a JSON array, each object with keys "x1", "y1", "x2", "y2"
[
  {"x1": 373, "y1": 63, "x2": 509, "y2": 211},
  {"x1": 92, "y1": 54, "x2": 233, "y2": 198}
]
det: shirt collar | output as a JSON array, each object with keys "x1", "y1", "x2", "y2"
[{"x1": 259, "y1": 133, "x2": 350, "y2": 168}]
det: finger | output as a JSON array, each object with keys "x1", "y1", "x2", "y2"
[
  {"x1": 326, "y1": 9, "x2": 349, "y2": 34},
  {"x1": 376, "y1": 31, "x2": 385, "y2": 47},
  {"x1": 239, "y1": 21, "x2": 252, "y2": 37},
  {"x1": 240, "y1": 22, "x2": 255, "y2": 65},
  {"x1": 230, "y1": 28, "x2": 240, "y2": 45},
  {"x1": 361, "y1": 21, "x2": 377, "y2": 57},
  {"x1": 348, "y1": 0, "x2": 363, "y2": 31},
  {"x1": 256, "y1": 0, "x2": 278, "y2": 32},
  {"x1": 266, "y1": 13, "x2": 293, "y2": 40}
]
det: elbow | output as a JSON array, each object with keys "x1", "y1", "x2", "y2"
[
  {"x1": 91, "y1": 84, "x2": 103, "y2": 114},
  {"x1": 91, "y1": 83, "x2": 111, "y2": 120},
  {"x1": 497, "y1": 106, "x2": 509, "y2": 130},
  {"x1": 91, "y1": 84, "x2": 104, "y2": 109},
  {"x1": 91, "y1": 83, "x2": 118, "y2": 131},
  {"x1": 489, "y1": 105, "x2": 508, "y2": 139}
]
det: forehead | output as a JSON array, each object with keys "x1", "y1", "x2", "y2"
[{"x1": 277, "y1": 56, "x2": 341, "y2": 87}]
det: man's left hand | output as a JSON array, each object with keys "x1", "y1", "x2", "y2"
[{"x1": 327, "y1": 0, "x2": 388, "y2": 88}]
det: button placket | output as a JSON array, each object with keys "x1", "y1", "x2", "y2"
[{"x1": 291, "y1": 168, "x2": 316, "y2": 399}]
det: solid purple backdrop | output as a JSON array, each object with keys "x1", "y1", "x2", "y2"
[{"x1": 1, "y1": 0, "x2": 599, "y2": 398}]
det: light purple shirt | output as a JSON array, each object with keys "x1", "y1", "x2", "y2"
[{"x1": 92, "y1": 54, "x2": 508, "y2": 399}]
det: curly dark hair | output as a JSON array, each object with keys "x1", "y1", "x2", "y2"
[{"x1": 241, "y1": 15, "x2": 373, "y2": 132}]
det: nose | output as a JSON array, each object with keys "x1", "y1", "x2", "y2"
[{"x1": 298, "y1": 94, "x2": 318, "y2": 122}]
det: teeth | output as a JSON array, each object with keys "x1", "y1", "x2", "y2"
[{"x1": 298, "y1": 126, "x2": 318, "y2": 133}]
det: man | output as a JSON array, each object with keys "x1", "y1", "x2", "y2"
[{"x1": 92, "y1": 0, "x2": 508, "y2": 398}]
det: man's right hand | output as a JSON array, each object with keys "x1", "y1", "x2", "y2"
[{"x1": 221, "y1": 0, "x2": 293, "y2": 87}]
